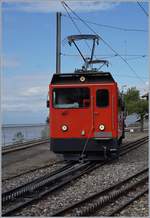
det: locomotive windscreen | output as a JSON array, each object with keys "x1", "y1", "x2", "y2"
[{"x1": 53, "y1": 88, "x2": 90, "y2": 109}]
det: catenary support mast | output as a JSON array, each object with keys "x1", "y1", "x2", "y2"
[{"x1": 56, "y1": 12, "x2": 61, "y2": 74}]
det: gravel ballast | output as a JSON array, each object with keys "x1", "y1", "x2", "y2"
[
  {"x1": 10, "y1": 134, "x2": 148, "y2": 217},
  {"x1": 94, "y1": 182, "x2": 148, "y2": 216},
  {"x1": 2, "y1": 162, "x2": 66, "y2": 192},
  {"x1": 116, "y1": 193, "x2": 148, "y2": 216}
]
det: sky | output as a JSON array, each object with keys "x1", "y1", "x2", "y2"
[{"x1": 1, "y1": 0, "x2": 149, "y2": 124}]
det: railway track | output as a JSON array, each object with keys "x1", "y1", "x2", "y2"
[
  {"x1": 3, "y1": 136, "x2": 148, "y2": 181},
  {"x1": 52, "y1": 168, "x2": 148, "y2": 216},
  {"x1": 2, "y1": 136, "x2": 148, "y2": 216},
  {"x1": 2, "y1": 138, "x2": 50, "y2": 155},
  {"x1": 120, "y1": 136, "x2": 148, "y2": 155},
  {"x1": 108, "y1": 188, "x2": 148, "y2": 216},
  {"x1": 2, "y1": 160, "x2": 64, "y2": 182},
  {"x1": 2, "y1": 161, "x2": 101, "y2": 216}
]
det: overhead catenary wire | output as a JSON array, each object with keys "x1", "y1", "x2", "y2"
[
  {"x1": 61, "y1": 52, "x2": 147, "y2": 62},
  {"x1": 124, "y1": 56, "x2": 147, "y2": 61},
  {"x1": 62, "y1": 14, "x2": 147, "y2": 32},
  {"x1": 113, "y1": 73, "x2": 148, "y2": 80},
  {"x1": 137, "y1": 1, "x2": 149, "y2": 17},
  {"x1": 61, "y1": 1, "x2": 147, "y2": 84},
  {"x1": 61, "y1": 53, "x2": 148, "y2": 80},
  {"x1": 61, "y1": 2, "x2": 81, "y2": 35},
  {"x1": 61, "y1": 52, "x2": 147, "y2": 58},
  {"x1": 61, "y1": 2, "x2": 95, "y2": 58}
]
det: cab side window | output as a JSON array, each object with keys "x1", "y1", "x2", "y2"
[{"x1": 96, "y1": 89, "x2": 109, "y2": 107}]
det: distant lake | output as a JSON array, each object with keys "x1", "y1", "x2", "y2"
[
  {"x1": 2, "y1": 124, "x2": 48, "y2": 146},
  {"x1": 125, "y1": 113, "x2": 139, "y2": 126}
]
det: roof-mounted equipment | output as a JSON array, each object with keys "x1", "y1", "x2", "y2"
[{"x1": 67, "y1": 34, "x2": 109, "y2": 71}]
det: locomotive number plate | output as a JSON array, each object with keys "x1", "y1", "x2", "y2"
[{"x1": 94, "y1": 132, "x2": 112, "y2": 137}]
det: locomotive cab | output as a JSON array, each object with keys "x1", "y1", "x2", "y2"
[
  {"x1": 48, "y1": 34, "x2": 125, "y2": 161},
  {"x1": 49, "y1": 72, "x2": 125, "y2": 161}
]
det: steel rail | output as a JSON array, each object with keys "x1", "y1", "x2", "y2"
[
  {"x1": 2, "y1": 136, "x2": 148, "y2": 216},
  {"x1": 2, "y1": 161, "x2": 100, "y2": 216},
  {"x1": 2, "y1": 161, "x2": 75, "y2": 204},
  {"x1": 2, "y1": 138, "x2": 50, "y2": 155},
  {"x1": 3, "y1": 136, "x2": 148, "y2": 181},
  {"x1": 121, "y1": 136, "x2": 148, "y2": 149},
  {"x1": 109, "y1": 188, "x2": 148, "y2": 216},
  {"x1": 120, "y1": 136, "x2": 148, "y2": 155},
  {"x1": 51, "y1": 136, "x2": 148, "y2": 216},
  {"x1": 3, "y1": 138, "x2": 46, "y2": 150},
  {"x1": 2, "y1": 160, "x2": 65, "y2": 182},
  {"x1": 52, "y1": 168, "x2": 148, "y2": 216},
  {"x1": 78, "y1": 174, "x2": 148, "y2": 216}
]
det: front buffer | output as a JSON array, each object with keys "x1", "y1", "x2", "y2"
[{"x1": 51, "y1": 137, "x2": 119, "y2": 161}]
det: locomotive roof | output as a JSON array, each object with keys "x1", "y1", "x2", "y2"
[{"x1": 51, "y1": 71, "x2": 115, "y2": 84}]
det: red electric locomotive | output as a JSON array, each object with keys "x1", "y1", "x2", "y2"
[{"x1": 47, "y1": 35, "x2": 125, "y2": 161}]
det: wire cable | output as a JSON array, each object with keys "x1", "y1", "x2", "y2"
[
  {"x1": 61, "y1": 1, "x2": 147, "y2": 84},
  {"x1": 61, "y1": 52, "x2": 147, "y2": 58},
  {"x1": 62, "y1": 14, "x2": 147, "y2": 32},
  {"x1": 61, "y1": 53, "x2": 147, "y2": 62},
  {"x1": 137, "y1": 1, "x2": 149, "y2": 17},
  {"x1": 61, "y1": 2, "x2": 94, "y2": 57},
  {"x1": 113, "y1": 73, "x2": 148, "y2": 80}
]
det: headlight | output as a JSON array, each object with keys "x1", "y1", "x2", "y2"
[
  {"x1": 80, "y1": 76, "x2": 85, "y2": 82},
  {"x1": 99, "y1": 124, "x2": 105, "y2": 131},
  {"x1": 62, "y1": 125, "x2": 68, "y2": 132}
]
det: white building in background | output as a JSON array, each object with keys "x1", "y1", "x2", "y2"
[{"x1": 2, "y1": 124, "x2": 48, "y2": 146}]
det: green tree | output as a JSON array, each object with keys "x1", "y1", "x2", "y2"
[
  {"x1": 124, "y1": 87, "x2": 148, "y2": 132},
  {"x1": 124, "y1": 87, "x2": 139, "y2": 103}
]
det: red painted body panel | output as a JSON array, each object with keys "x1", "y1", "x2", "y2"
[
  {"x1": 49, "y1": 83, "x2": 123, "y2": 140},
  {"x1": 92, "y1": 84, "x2": 118, "y2": 138},
  {"x1": 50, "y1": 84, "x2": 92, "y2": 139}
]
